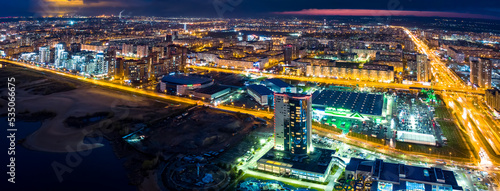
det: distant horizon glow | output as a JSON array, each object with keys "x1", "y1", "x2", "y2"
[{"x1": 273, "y1": 9, "x2": 500, "y2": 20}]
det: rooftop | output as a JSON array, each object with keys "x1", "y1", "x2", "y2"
[
  {"x1": 275, "y1": 92, "x2": 311, "y2": 99},
  {"x1": 346, "y1": 158, "x2": 462, "y2": 190},
  {"x1": 161, "y1": 74, "x2": 213, "y2": 85},
  {"x1": 194, "y1": 85, "x2": 230, "y2": 95},
  {"x1": 258, "y1": 148, "x2": 335, "y2": 174},
  {"x1": 265, "y1": 78, "x2": 294, "y2": 88},
  {"x1": 312, "y1": 90, "x2": 384, "y2": 116},
  {"x1": 247, "y1": 84, "x2": 274, "y2": 96}
]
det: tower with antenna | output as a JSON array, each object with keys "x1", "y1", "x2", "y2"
[{"x1": 119, "y1": 10, "x2": 125, "y2": 20}]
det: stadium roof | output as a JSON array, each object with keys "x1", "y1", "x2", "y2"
[
  {"x1": 161, "y1": 74, "x2": 213, "y2": 85},
  {"x1": 312, "y1": 90, "x2": 384, "y2": 116},
  {"x1": 247, "y1": 84, "x2": 274, "y2": 96}
]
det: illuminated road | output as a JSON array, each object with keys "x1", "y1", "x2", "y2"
[
  {"x1": 0, "y1": 58, "x2": 485, "y2": 166},
  {"x1": 188, "y1": 65, "x2": 484, "y2": 95},
  {"x1": 396, "y1": 26, "x2": 500, "y2": 165},
  {"x1": 0, "y1": 58, "x2": 274, "y2": 119},
  {"x1": 397, "y1": 26, "x2": 500, "y2": 189},
  {"x1": 394, "y1": 26, "x2": 467, "y2": 89}
]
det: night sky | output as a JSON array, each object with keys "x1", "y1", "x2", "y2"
[{"x1": 2, "y1": 0, "x2": 500, "y2": 19}]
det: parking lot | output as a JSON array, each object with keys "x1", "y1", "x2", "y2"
[{"x1": 393, "y1": 93, "x2": 446, "y2": 146}]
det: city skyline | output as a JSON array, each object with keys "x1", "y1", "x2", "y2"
[
  {"x1": 2, "y1": 0, "x2": 500, "y2": 19},
  {"x1": 1, "y1": 5, "x2": 500, "y2": 191}
]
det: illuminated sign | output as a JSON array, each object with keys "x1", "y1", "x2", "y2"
[
  {"x1": 377, "y1": 182, "x2": 393, "y2": 191},
  {"x1": 325, "y1": 107, "x2": 351, "y2": 114},
  {"x1": 253, "y1": 62, "x2": 260, "y2": 68}
]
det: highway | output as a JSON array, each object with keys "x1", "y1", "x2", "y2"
[
  {"x1": 187, "y1": 65, "x2": 484, "y2": 95},
  {"x1": 397, "y1": 26, "x2": 500, "y2": 190},
  {"x1": 0, "y1": 58, "x2": 274, "y2": 120},
  {"x1": 396, "y1": 27, "x2": 500, "y2": 165}
]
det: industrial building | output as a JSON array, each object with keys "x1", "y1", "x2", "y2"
[
  {"x1": 256, "y1": 148, "x2": 335, "y2": 182},
  {"x1": 263, "y1": 78, "x2": 297, "y2": 93},
  {"x1": 396, "y1": 131, "x2": 437, "y2": 146},
  {"x1": 345, "y1": 158, "x2": 463, "y2": 191},
  {"x1": 159, "y1": 74, "x2": 214, "y2": 95},
  {"x1": 246, "y1": 84, "x2": 274, "y2": 106},
  {"x1": 311, "y1": 90, "x2": 391, "y2": 123},
  {"x1": 188, "y1": 85, "x2": 231, "y2": 101}
]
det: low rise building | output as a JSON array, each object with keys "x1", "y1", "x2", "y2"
[
  {"x1": 247, "y1": 84, "x2": 274, "y2": 106},
  {"x1": 159, "y1": 74, "x2": 214, "y2": 95},
  {"x1": 257, "y1": 148, "x2": 335, "y2": 182},
  {"x1": 189, "y1": 85, "x2": 231, "y2": 101},
  {"x1": 345, "y1": 158, "x2": 463, "y2": 191},
  {"x1": 263, "y1": 78, "x2": 296, "y2": 93},
  {"x1": 311, "y1": 90, "x2": 391, "y2": 123}
]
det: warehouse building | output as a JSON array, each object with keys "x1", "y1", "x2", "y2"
[
  {"x1": 189, "y1": 85, "x2": 231, "y2": 101},
  {"x1": 345, "y1": 158, "x2": 463, "y2": 191},
  {"x1": 159, "y1": 74, "x2": 213, "y2": 95},
  {"x1": 257, "y1": 148, "x2": 335, "y2": 182},
  {"x1": 247, "y1": 84, "x2": 274, "y2": 106},
  {"x1": 311, "y1": 90, "x2": 391, "y2": 123},
  {"x1": 263, "y1": 78, "x2": 296, "y2": 93}
]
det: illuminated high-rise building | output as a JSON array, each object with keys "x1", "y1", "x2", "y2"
[
  {"x1": 283, "y1": 45, "x2": 293, "y2": 65},
  {"x1": 470, "y1": 58, "x2": 492, "y2": 88},
  {"x1": 121, "y1": 44, "x2": 134, "y2": 56},
  {"x1": 416, "y1": 54, "x2": 430, "y2": 82},
  {"x1": 136, "y1": 45, "x2": 149, "y2": 58},
  {"x1": 38, "y1": 46, "x2": 50, "y2": 64},
  {"x1": 274, "y1": 93, "x2": 312, "y2": 155},
  {"x1": 54, "y1": 43, "x2": 66, "y2": 68},
  {"x1": 94, "y1": 53, "x2": 107, "y2": 75},
  {"x1": 105, "y1": 49, "x2": 117, "y2": 77}
]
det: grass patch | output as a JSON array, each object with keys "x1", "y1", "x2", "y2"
[
  {"x1": 0, "y1": 64, "x2": 76, "y2": 95},
  {"x1": 396, "y1": 103, "x2": 473, "y2": 160},
  {"x1": 347, "y1": 131, "x2": 384, "y2": 145},
  {"x1": 26, "y1": 79, "x2": 76, "y2": 95},
  {"x1": 17, "y1": 110, "x2": 57, "y2": 122},
  {"x1": 313, "y1": 121, "x2": 343, "y2": 134},
  {"x1": 0, "y1": 64, "x2": 45, "y2": 87},
  {"x1": 434, "y1": 106, "x2": 453, "y2": 119},
  {"x1": 396, "y1": 119, "x2": 471, "y2": 159},
  {"x1": 64, "y1": 111, "x2": 114, "y2": 128}
]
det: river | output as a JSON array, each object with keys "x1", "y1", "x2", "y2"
[{"x1": 1, "y1": 117, "x2": 137, "y2": 191}]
